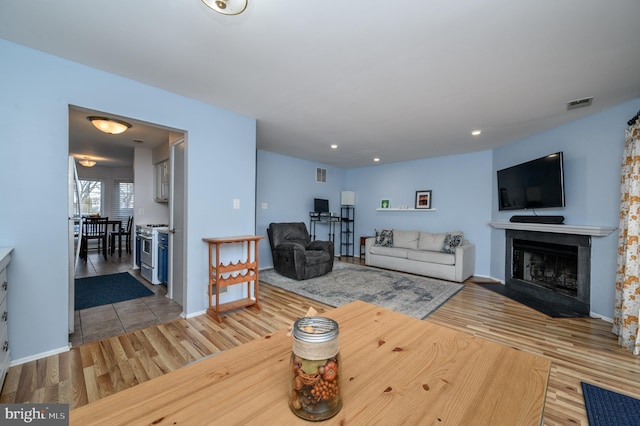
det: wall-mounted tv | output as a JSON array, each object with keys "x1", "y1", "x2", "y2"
[
  {"x1": 497, "y1": 152, "x2": 565, "y2": 211},
  {"x1": 314, "y1": 198, "x2": 330, "y2": 213}
]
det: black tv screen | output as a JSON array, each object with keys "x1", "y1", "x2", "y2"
[
  {"x1": 497, "y1": 152, "x2": 565, "y2": 211},
  {"x1": 314, "y1": 198, "x2": 329, "y2": 213}
]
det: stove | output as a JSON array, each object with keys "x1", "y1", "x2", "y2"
[{"x1": 136, "y1": 224, "x2": 169, "y2": 284}]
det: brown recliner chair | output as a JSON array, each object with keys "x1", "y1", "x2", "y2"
[{"x1": 267, "y1": 222, "x2": 334, "y2": 280}]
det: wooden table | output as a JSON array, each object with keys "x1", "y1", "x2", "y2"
[
  {"x1": 202, "y1": 235, "x2": 264, "y2": 322},
  {"x1": 70, "y1": 301, "x2": 550, "y2": 425}
]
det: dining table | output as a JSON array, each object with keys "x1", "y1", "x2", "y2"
[{"x1": 70, "y1": 300, "x2": 551, "y2": 425}]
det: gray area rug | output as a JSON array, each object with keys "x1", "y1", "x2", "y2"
[{"x1": 260, "y1": 262, "x2": 463, "y2": 319}]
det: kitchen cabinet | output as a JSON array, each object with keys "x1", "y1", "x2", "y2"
[
  {"x1": 154, "y1": 160, "x2": 169, "y2": 203},
  {"x1": 158, "y1": 231, "x2": 169, "y2": 285},
  {"x1": 0, "y1": 248, "x2": 12, "y2": 391}
]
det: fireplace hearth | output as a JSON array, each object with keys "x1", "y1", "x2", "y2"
[{"x1": 503, "y1": 229, "x2": 591, "y2": 317}]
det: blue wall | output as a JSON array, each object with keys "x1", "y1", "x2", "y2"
[
  {"x1": 491, "y1": 98, "x2": 640, "y2": 319},
  {"x1": 256, "y1": 150, "x2": 346, "y2": 265},
  {"x1": 257, "y1": 99, "x2": 640, "y2": 319},
  {"x1": 0, "y1": 40, "x2": 256, "y2": 361},
  {"x1": 345, "y1": 151, "x2": 494, "y2": 277},
  {"x1": 257, "y1": 150, "x2": 494, "y2": 276}
]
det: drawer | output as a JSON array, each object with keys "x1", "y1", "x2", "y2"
[{"x1": 0, "y1": 268, "x2": 6, "y2": 306}]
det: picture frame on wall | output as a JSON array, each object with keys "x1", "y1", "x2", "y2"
[
  {"x1": 415, "y1": 190, "x2": 432, "y2": 209},
  {"x1": 380, "y1": 199, "x2": 391, "y2": 209}
]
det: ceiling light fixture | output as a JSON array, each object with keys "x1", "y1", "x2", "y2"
[
  {"x1": 78, "y1": 158, "x2": 96, "y2": 167},
  {"x1": 330, "y1": 144, "x2": 338, "y2": 149},
  {"x1": 471, "y1": 130, "x2": 482, "y2": 136},
  {"x1": 373, "y1": 158, "x2": 380, "y2": 162},
  {"x1": 87, "y1": 116, "x2": 131, "y2": 135},
  {"x1": 201, "y1": 0, "x2": 248, "y2": 15}
]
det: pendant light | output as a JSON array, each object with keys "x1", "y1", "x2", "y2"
[{"x1": 201, "y1": 0, "x2": 248, "y2": 15}]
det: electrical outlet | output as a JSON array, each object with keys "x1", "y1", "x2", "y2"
[
  {"x1": 233, "y1": 198, "x2": 240, "y2": 209},
  {"x1": 262, "y1": 202, "x2": 268, "y2": 209}
]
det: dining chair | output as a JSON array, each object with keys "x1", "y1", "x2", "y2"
[
  {"x1": 80, "y1": 217, "x2": 109, "y2": 261},
  {"x1": 110, "y1": 216, "x2": 133, "y2": 257}
]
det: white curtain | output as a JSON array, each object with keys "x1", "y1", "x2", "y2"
[{"x1": 613, "y1": 118, "x2": 640, "y2": 355}]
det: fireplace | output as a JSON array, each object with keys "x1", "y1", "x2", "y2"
[{"x1": 505, "y1": 230, "x2": 591, "y2": 317}]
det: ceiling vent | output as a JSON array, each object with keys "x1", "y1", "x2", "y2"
[
  {"x1": 566, "y1": 96, "x2": 593, "y2": 110},
  {"x1": 316, "y1": 167, "x2": 327, "y2": 183}
]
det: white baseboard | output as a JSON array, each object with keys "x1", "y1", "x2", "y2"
[
  {"x1": 590, "y1": 312, "x2": 613, "y2": 322},
  {"x1": 186, "y1": 309, "x2": 207, "y2": 319},
  {"x1": 10, "y1": 344, "x2": 70, "y2": 367}
]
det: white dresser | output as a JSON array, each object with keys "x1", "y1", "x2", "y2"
[{"x1": 0, "y1": 248, "x2": 12, "y2": 391}]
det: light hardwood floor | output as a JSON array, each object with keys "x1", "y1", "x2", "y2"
[{"x1": 2, "y1": 259, "x2": 639, "y2": 425}]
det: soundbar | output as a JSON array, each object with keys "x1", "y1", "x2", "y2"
[{"x1": 510, "y1": 215, "x2": 565, "y2": 224}]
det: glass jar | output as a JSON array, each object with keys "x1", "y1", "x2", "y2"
[{"x1": 289, "y1": 317, "x2": 342, "y2": 421}]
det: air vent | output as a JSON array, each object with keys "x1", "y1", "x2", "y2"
[
  {"x1": 316, "y1": 167, "x2": 327, "y2": 183},
  {"x1": 566, "y1": 96, "x2": 593, "y2": 110}
]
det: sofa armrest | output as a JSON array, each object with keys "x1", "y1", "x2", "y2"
[
  {"x1": 307, "y1": 240, "x2": 333, "y2": 251},
  {"x1": 364, "y1": 237, "x2": 376, "y2": 265},
  {"x1": 276, "y1": 241, "x2": 306, "y2": 251},
  {"x1": 454, "y1": 243, "x2": 476, "y2": 282}
]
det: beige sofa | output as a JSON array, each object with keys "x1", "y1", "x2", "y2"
[{"x1": 364, "y1": 229, "x2": 475, "y2": 283}]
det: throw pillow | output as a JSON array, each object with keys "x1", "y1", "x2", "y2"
[
  {"x1": 441, "y1": 233, "x2": 463, "y2": 254},
  {"x1": 375, "y1": 229, "x2": 394, "y2": 247}
]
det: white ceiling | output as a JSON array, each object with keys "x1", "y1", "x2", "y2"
[{"x1": 2, "y1": 0, "x2": 640, "y2": 168}]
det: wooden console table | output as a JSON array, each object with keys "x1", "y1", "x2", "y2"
[{"x1": 202, "y1": 235, "x2": 264, "y2": 322}]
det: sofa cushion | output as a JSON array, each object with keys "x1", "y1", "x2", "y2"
[
  {"x1": 375, "y1": 229, "x2": 394, "y2": 247},
  {"x1": 407, "y1": 250, "x2": 456, "y2": 265},
  {"x1": 393, "y1": 230, "x2": 419, "y2": 250},
  {"x1": 418, "y1": 232, "x2": 448, "y2": 251},
  {"x1": 441, "y1": 233, "x2": 464, "y2": 254},
  {"x1": 370, "y1": 246, "x2": 408, "y2": 259}
]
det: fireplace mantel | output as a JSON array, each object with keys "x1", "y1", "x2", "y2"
[{"x1": 490, "y1": 222, "x2": 617, "y2": 237}]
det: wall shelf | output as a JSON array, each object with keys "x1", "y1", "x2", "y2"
[{"x1": 376, "y1": 208, "x2": 437, "y2": 212}]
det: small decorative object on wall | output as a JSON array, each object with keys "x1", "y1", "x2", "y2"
[
  {"x1": 380, "y1": 199, "x2": 390, "y2": 209},
  {"x1": 415, "y1": 190, "x2": 432, "y2": 209}
]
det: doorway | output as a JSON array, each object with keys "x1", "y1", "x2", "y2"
[
  {"x1": 68, "y1": 106, "x2": 186, "y2": 344},
  {"x1": 169, "y1": 138, "x2": 186, "y2": 308}
]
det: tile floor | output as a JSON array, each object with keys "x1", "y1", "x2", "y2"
[{"x1": 71, "y1": 250, "x2": 183, "y2": 346}]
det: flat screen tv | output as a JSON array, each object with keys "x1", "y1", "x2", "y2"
[
  {"x1": 497, "y1": 152, "x2": 565, "y2": 211},
  {"x1": 314, "y1": 198, "x2": 330, "y2": 213}
]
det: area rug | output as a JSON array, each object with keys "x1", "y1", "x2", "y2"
[
  {"x1": 75, "y1": 272, "x2": 154, "y2": 310},
  {"x1": 260, "y1": 262, "x2": 463, "y2": 319},
  {"x1": 581, "y1": 382, "x2": 640, "y2": 426}
]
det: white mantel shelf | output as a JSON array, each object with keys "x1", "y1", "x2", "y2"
[{"x1": 490, "y1": 222, "x2": 617, "y2": 237}]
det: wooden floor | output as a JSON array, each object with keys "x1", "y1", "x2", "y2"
[{"x1": 2, "y1": 260, "x2": 639, "y2": 425}]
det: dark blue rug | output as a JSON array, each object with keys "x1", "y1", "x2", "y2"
[
  {"x1": 582, "y1": 382, "x2": 640, "y2": 426},
  {"x1": 75, "y1": 272, "x2": 153, "y2": 310}
]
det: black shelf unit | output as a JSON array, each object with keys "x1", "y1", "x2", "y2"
[{"x1": 340, "y1": 206, "x2": 355, "y2": 257}]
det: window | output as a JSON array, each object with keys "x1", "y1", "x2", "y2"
[
  {"x1": 78, "y1": 179, "x2": 102, "y2": 216},
  {"x1": 112, "y1": 179, "x2": 134, "y2": 222}
]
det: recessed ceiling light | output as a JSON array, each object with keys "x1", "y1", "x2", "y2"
[
  {"x1": 330, "y1": 144, "x2": 338, "y2": 149},
  {"x1": 471, "y1": 130, "x2": 482, "y2": 136},
  {"x1": 373, "y1": 158, "x2": 380, "y2": 162}
]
